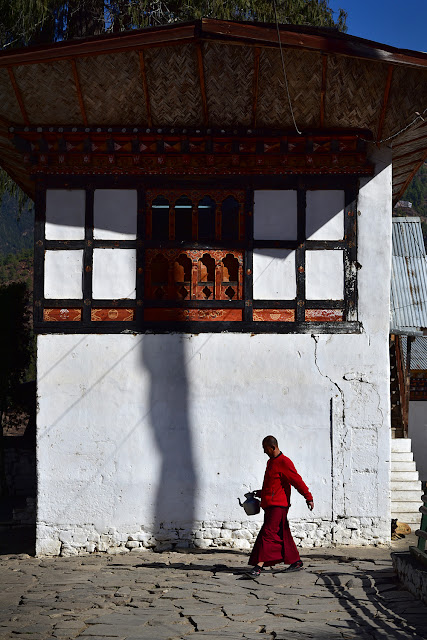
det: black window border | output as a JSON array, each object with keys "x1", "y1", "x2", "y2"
[{"x1": 34, "y1": 174, "x2": 360, "y2": 334}]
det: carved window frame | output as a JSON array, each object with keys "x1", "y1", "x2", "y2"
[{"x1": 34, "y1": 176, "x2": 360, "y2": 334}]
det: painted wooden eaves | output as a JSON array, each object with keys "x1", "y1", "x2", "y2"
[{"x1": 0, "y1": 19, "x2": 427, "y2": 200}]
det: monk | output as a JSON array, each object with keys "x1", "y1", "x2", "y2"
[{"x1": 247, "y1": 435, "x2": 314, "y2": 577}]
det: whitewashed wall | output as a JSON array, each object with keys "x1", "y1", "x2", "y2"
[
  {"x1": 409, "y1": 401, "x2": 427, "y2": 481},
  {"x1": 36, "y1": 147, "x2": 392, "y2": 555}
]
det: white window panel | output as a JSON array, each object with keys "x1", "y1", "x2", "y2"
[
  {"x1": 92, "y1": 249, "x2": 136, "y2": 300},
  {"x1": 254, "y1": 190, "x2": 297, "y2": 240},
  {"x1": 45, "y1": 189, "x2": 85, "y2": 240},
  {"x1": 306, "y1": 190, "x2": 344, "y2": 240},
  {"x1": 306, "y1": 250, "x2": 343, "y2": 300},
  {"x1": 94, "y1": 189, "x2": 137, "y2": 240},
  {"x1": 253, "y1": 249, "x2": 296, "y2": 300},
  {"x1": 44, "y1": 250, "x2": 83, "y2": 299}
]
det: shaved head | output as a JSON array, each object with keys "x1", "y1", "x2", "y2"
[{"x1": 262, "y1": 435, "x2": 278, "y2": 448}]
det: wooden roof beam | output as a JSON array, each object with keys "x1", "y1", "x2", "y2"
[
  {"x1": 196, "y1": 43, "x2": 208, "y2": 126},
  {"x1": 138, "y1": 50, "x2": 152, "y2": 128},
  {"x1": 7, "y1": 67, "x2": 29, "y2": 126},
  {"x1": 0, "y1": 24, "x2": 196, "y2": 67},
  {"x1": 376, "y1": 65, "x2": 393, "y2": 145},
  {"x1": 252, "y1": 47, "x2": 261, "y2": 128},
  {"x1": 396, "y1": 149, "x2": 427, "y2": 199},
  {"x1": 1, "y1": 20, "x2": 427, "y2": 69},
  {"x1": 320, "y1": 54, "x2": 327, "y2": 127},
  {"x1": 71, "y1": 59, "x2": 88, "y2": 127}
]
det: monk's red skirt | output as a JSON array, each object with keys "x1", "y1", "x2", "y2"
[{"x1": 248, "y1": 506, "x2": 300, "y2": 567}]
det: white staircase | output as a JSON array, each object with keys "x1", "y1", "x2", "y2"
[{"x1": 391, "y1": 438, "x2": 423, "y2": 530}]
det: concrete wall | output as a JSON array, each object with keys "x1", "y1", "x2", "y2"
[
  {"x1": 409, "y1": 401, "x2": 427, "y2": 481},
  {"x1": 36, "y1": 147, "x2": 392, "y2": 555}
]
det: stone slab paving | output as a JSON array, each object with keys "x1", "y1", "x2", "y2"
[{"x1": 0, "y1": 538, "x2": 426, "y2": 639}]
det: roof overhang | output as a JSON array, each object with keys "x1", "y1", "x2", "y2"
[{"x1": 0, "y1": 18, "x2": 426, "y2": 200}]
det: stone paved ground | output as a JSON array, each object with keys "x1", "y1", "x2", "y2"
[{"x1": 1, "y1": 537, "x2": 427, "y2": 640}]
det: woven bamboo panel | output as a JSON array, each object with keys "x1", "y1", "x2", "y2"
[
  {"x1": 203, "y1": 42, "x2": 254, "y2": 127},
  {"x1": 257, "y1": 48, "x2": 322, "y2": 129},
  {"x1": 382, "y1": 65, "x2": 427, "y2": 141},
  {"x1": 0, "y1": 68, "x2": 24, "y2": 124},
  {"x1": 77, "y1": 51, "x2": 147, "y2": 125},
  {"x1": 14, "y1": 61, "x2": 81, "y2": 125},
  {"x1": 324, "y1": 55, "x2": 387, "y2": 131},
  {"x1": 144, "y1": 44, "x2": 202, "y2": 127}
]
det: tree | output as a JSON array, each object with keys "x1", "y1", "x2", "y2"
[
  {"x1": 0, "y1": 283, "x2": 34, "y2": 496},
  {"x1": 0, "y1": 0, "x2": 347, "y2": 50}
]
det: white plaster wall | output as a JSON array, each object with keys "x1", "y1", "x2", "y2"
[
  {"x1": 92, "y1": 249, "x2": 136, "y2": 299},
  {"x1": 36, "y1": 146, "x2": 392, "y2": 555},
  {"x1": 45, "y1": 189, "x2": 85, "y2": 240},
  {"x1": 253, "y1": 249, "x2": 296, "y2": 299},
  {"x1": 306, "y1": 190, "x2": 344, "y2": 240},
  {"x1": 254, "y1": 190, "x2": 297, "y2": 239},
  {"x1": 306, "y1": 250, "x2": 344, "y2": 300},
  {"x1": 93, "y1": 189, "x2": 137, "y2": 240},
  {"x1": 44, "y1": 250, "x2": 84, "y2": 299},
  {"x1": 409, "y1": 401, "x2": 427, "y2": 481}
]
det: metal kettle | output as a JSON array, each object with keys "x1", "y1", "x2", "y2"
[{"x1": 238, "y1": 491, "x2": 261, "y2": 516}]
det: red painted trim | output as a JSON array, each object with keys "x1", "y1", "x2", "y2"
[{"x1": 376, "y1": 65, "x2": 393, "y2": 144}]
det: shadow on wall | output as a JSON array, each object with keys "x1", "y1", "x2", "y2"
[{"x1": 142, "y1": 335, "x2": 196, "y2": 545}]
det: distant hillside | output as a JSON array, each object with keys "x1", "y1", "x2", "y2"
[{"x1": 0, "y1": 194, "x2": 34, "y2": 255}]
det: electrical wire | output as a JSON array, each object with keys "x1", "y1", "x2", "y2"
[
  {"x1": 356, "y1": 107, "x2": 427, "y2": 146},
  {"x1": 272, "y1": 0, "x2": 302, "y2": 136}
]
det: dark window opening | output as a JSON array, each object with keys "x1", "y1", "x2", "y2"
[
  {"x1": 151, "y1": 195, "x2": 170, "y2": 241},
  {"x1": 221, "y1": 196, "x2": 239, "y2": 241},
  {"x1": 175, "y1": 195, "x2": 193, "y2": 241}
]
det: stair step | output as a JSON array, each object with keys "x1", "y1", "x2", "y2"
[
  {"x1": 392, "y1": 490, "x2": 424, "y2": 501},
  {"x1": 391, "y1": 501, "x2": 423, "y2": 512},
  {"x1": 391, "y1": 471, "x2": 419, "y2": 481},
  {"x1": 391, "y1": 452, "x2": 414, "y2": 462},
  {"x1": 391, "y1": 480, "x2": 423, "y2": 491},
  {"x1": 391, "y1": 461, "x2": 416, "y2": 472},
  {"x1": 391, "y1": 439, "x2": 412, "y2": 453}
]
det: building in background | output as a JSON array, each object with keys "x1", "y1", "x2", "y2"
[
  {"x1": 0, "y1": 20, "x2": 427, "y2": 554},
  {"x1": 390, "y1": 216, "x2": 427, "y2": 529}
]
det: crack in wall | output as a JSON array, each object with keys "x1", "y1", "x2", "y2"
[
  {"x1": 312, "y1": 335, "x2": 345, "y2": 422},
  {"x1": 312, "y1": 335, "x2": 346, "y2": 530}
]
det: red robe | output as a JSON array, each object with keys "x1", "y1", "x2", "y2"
[{"x1": 249, "y1": 453, "x2": 313, "y2": 567}]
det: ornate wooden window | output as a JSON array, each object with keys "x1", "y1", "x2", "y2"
[{"x1": 34, "y1": 180, "x2": 359, "y2": 333}]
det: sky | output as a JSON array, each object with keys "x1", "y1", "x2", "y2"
[{"x1": 328, "y1": 0, "x2": 427, "y2": 52}]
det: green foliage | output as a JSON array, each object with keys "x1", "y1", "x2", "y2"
[
  {"x1": 0, "y1": 169, "x2": 33, "y2": 218},
  {"x1": 0, "y1": 0, "x2": 347, "y2": 49},
  {"x1": 0, "y1": 193, "x2": 34, "y2": 254},
  {"x1": 403, "y1": 162, "x2": 427, "y2": 219}
]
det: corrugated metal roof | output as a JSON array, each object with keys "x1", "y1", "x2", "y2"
[{"x1": 390, "y1": 217, "x2": 427, "y2": 331}]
